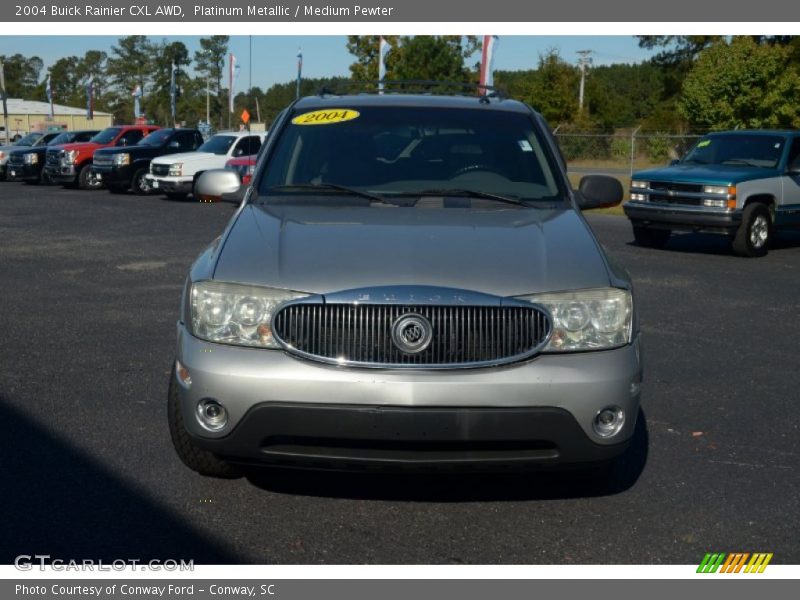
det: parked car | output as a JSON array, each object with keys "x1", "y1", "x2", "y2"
[
  {"x1": 148, "y1": 130, "x2": 265, "y2": 200},
  {"x1": 224, "y1": 153, "x2": 258, "y2": 185},
  {"x1": 0, "y1": 131, "x2": 62, "y2": 181},
  {"x1": 45, "y1": 125, "x2": 160, "y2": 190},
  {"x1": 169, "y1": 92, "x2": 641, "y2": 479},
  {"x1": 92, "y1": 128, "x2": 204, "y2": 195},
  {"x1": 6, "y1": 130, "x2": 99, "y2": 184},
  {"x1": 624, "y1": 130, "x2": 800, "y2": 257}
]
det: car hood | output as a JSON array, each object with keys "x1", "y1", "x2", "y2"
[
  {"x1": 211, "y1": 204, "x2": 612, "y2": 297},
  {"x1": 152, "y1": 151, "x2": 215, "y2": 164},
  {"x1": 634, "y1": 164, "x2": 782, "y2": 185},
  {"x1": 0, "y1": 144, "x2": 34, "y2": 152},
  {"x1": 95, "y1": 145, "x2": 162, "y2": 158},
  {"x1": 55, "y1": 142, "x2": 102, "y2": 153}
]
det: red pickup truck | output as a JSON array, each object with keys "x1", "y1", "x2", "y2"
[{"x1": 45, "y1": 124, "x2": 160, "y2": 189}]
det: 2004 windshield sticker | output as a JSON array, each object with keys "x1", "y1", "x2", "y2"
[{"x1": 292, "y1": 109, "x2": 360, "y2": 126}]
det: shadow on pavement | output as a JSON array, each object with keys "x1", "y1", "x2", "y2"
[
  {"x1": 246, "y1": 409, "x2": 649, "y2": 503},
  {"x1": 627, "y1": 229, "x2": 800, "y2": 256},
  {"x1": 0, "y1": 395, "x2": 239, "y2": 564}
]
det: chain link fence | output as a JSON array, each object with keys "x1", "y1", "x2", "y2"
[{"x1": 554, "y1": 132, "x2": 702, "y2": 177}]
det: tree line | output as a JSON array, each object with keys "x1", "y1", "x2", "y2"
[{"x1": 3, "y1": 35, "x2": 800, "y2": 133}]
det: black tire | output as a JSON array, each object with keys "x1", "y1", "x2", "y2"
[
  {"x1": 167, "y1": 369, "x2": 241, "y2": 479},
  {"x1": 165, "y1": 192, "x2": 188, "y2": 201},
  {"x1": 732, "y1": 203, "x2": 772, "y2": 258},
  {"x1": 131, "y1": 168, "x2": 152, "y2": 195},
  {"x1": 632, "y1": 225, "x2": 671, "y2": 248},
  {"x1": 78, "y1": 164, "x2": 102, "y2": 190}
]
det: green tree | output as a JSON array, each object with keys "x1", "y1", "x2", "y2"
[
  {"x1": 518, "y1": 50, "x2": 579, "y2": 126},
  {"x1": 106, "y1": 36, "x2": 154, "y2": 121},
  {"x1": 346, "y1": 35, "x2": 400, "y2": 81},
  {"x1": 0, "y1": 53, "x2": 44, "y2": 98},
  {"x1": 148, "y1": 40, "x2": 190, "y2": 125},
  {"x1": 194, "y1": 35, "x2": 229, "y2": 129},
  {"x1": 679, "y1": 36, "x2": 800, "y2": 130}
]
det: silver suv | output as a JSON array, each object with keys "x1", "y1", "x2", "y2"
[{"x1": 169, "y1": 89, "x2": 642, "y2": 478}]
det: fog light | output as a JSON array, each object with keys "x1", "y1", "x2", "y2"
[
  {"x1": 196, "y1": 399, "x2": 228, "y2": 431},
  {"x1": 593, "y1": 406, "x2": 625, "y2": 438}
]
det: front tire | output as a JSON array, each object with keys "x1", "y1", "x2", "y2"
[
  {"x1": 131, "y1": 168, "x2": 151, "y2": 195},
  {"x1": 632, "y1": 225, "x2": 671, "y2": 248},
  {"x1": 78, "y1": 164, "x2": 102, "y2": 190},
  {"x1": 732, "y1": 203, "x2": 772, "y2": 257},
  {"x1": 167, "y1": 369, "x2": 241, "y2": 479}
]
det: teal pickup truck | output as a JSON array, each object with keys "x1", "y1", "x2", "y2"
[{"x1": 624, "y1": 130, "x2": 800, "y2": 257}]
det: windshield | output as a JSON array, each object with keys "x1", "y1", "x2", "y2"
[
  {"x1": 91, "y1": 127, "x2": 122, "y2": 145},
  {"x1": 48, "y1": 132, "x2": 73, "y2": 146},
  {"x1": 138, "y1": 129, "x2": 174, "y2": 146},
  {"x1": 683, "y1": 134, "x2": 786, "y2": 168},
  {"x1": 258, "y1": 106, "x2": 564, "y2": 204},
  {"x1": 197, "y1": 135, "x2": 236, "y2": 155},
  {"x1": 15, "y1": 133, "x2": 42, "y2": 146}
]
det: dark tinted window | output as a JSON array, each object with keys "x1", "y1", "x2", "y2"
[
  {"x1": 259, "y1": 106, "x2": 562, "y2": 202},
  {"x1": 233, "y1": 136, "x2": 261, "y2": 157},
  {"x1": 117, "y1": 130, "x2": 144, "y2": 146},
  {"x1": 139, "y1": 129, "x2": 174, "y2": 146},
  {"x1": 683, "y1": 134, "x2": 786, "y2": 168},
  {"x1": 197, "y1": 135, "x2": 237, "y2": 155},
  {"x1": 74, "y1": 131, "x2": 99, "y2": 143},
  {"x1": 174, "y1": 131, "x2": 201, "y2": 151},
  {"x1": 91, "y1": 127, "x2": 122, "y2": 144}
]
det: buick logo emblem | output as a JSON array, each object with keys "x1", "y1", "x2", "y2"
[{"x1": 391, "y1": 314, "x2": 433, "y2": 354}]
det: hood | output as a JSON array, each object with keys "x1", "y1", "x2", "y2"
[
  {"x1": 634, "y1": 164, "x2": 781, "y2": 185},
  {"x1": 54, "y1": 141, "x2": 102, "y2": 153},
  {"x1": 95, "y1": 144, "x2": 161, "y2": 158},
  {"x1": 212, "y1": 204, "x2": 612, "y2": 297},
  {"x1": 152, "y1": 151, "x2": 214, "y2": 165}
]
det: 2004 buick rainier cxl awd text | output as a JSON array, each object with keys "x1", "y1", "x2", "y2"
[{"x1": 168, "y1": 87, "x2": 643, "y2": 480}]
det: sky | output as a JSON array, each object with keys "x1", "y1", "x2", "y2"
[{"x1": 0, "y1": 35, "x2": 657, "y2": 92}]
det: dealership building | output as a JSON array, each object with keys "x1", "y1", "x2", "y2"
[{"x1": 0, "y1": 98, "x2": 113, "y2": 140}]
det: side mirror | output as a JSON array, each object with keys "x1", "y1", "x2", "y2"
[
  {"x1": 669, "y1": 159, "x2": 680, "y2": 166},
  {"x1": 575, "y1": 175, "x2": 623, "y2": 210},
  {"x1": 195, "y1": 169, "x2": 241, "y2": 203}
]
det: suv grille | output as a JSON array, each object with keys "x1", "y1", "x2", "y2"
[
  {"x1": 151, "y1": 164, "x2": 169, "y2": 177},
  {"x1": 8, "y1": 153, "x2": 25, "y2": 166},
  {"x1": 648, "y1": 181, "x2": 703, "y2": 206},
  {"x1": 273, "y1": 303, "x2": 552, "y2": 368},
  {"x1": 93, "y1": 154, "x2": 112, "y2": 167}
]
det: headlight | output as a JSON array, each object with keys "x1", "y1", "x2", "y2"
[
  {"x1": 703, "y1": 185, "x2": 731, "y2": 195},
  {"x1": 63, "y1": 150, "x2": 78, "y2": 164},
  {"x1": 24, "y1": 153, "x2": 38, "y2": 165},
  {"x1": 190, "y1": 281, "x2": 309, "y2": 348},
  {"x1": 518, "y1": 288, "x2": 633, "y2": 352},
  {"x1": 168, "y1": 163, "x2": 183, "y2": 177},
  {"x1": 114, "y1": 153, "x2": 131, "y2": 166},
  {"x1": 631, "y1": 180, "x2": 647, "y2": 189},
  {"x1": 0, "y1": 151, "x2": 6, "y2": 160}
]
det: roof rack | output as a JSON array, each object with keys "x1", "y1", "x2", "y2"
[{"x1": 315, "y1": 80, "x2": 507, "y2": 100}]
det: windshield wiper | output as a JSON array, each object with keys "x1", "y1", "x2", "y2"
[
  {"x1": 721, "y1": 159, "x2": 762, "y2": 168},
  {"x1": 268, "y1": 183, "x2": 394, "y2": 205},
  {"x1": 411, "y1": 188, "x2": 526, "y2": 206}
]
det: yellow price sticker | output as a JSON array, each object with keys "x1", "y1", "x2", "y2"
[
  {"x1": 291, "y1": 109, "x2": 360, "y2": 126},
  {"x1": 697, "y1": 140, "x2": 711, "y2": 148}
]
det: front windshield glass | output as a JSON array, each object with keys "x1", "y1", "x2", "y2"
[
  {"x1": 683, "y1": 134, "x2": 786, "y2": 168},
  {"x1": 197, "y1": 135, "x2": 236, "y2": 155},
  {"x1": 91, "y1": 127, "x2": 122, "y2": 145},
  {"x1": 48, "y1": 132, "x2": 73, "y2": 146},
  {"x1": 258, "y1": 106, "x2": 564, "y2": 204},
  {"x1": 139, "y1": 129, "x2": 174, "y2": 146},
  {"x1": 15, "y1": 133, "x2": 41, "y2": 146}
]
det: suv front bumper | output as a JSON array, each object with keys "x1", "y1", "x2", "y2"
[
  {"x1": 175, "y1": 324, "x2": 643, "y2": 469},
  {"x1": 147, "y1": 175, "x2": 192, "y2": 195},
  {"x1": 45, "y1": 163, "x2": 78, "y2": 184},
  {"x1": 92, "y1": 164, "x2": 132, "y2": 187},
  {"x1": 624, "y1": 201, "x2": 742, "y2": 233}
]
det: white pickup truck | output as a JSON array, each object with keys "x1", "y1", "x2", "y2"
[{"x1": 147, "y1": 130, "x2": 266, "y2": 200}]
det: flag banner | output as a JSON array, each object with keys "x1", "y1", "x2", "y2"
[
  {"x1": 46, "y1": 74, "x2": 54, "y2": 118},
  {"x1": 86, "y1": 76, "x2": 94, "y2": 120},
  {"x1": 378, "y1": 37, "x2": 392, "y2": 93},
  {"x1": 296, "y1": 48, "x2": 303, "y2": 99},
  {"x1": 479, "y1": 35, "x2": 499, "y2": 90},
  {"x1": 170, "y1": 63, "x2": 177, "y2": 122},
  {"x1": 132, "y1": 84, "x2": 142, "y2": 119},
  {"x1": 228, "y1": 54, "x2": 240, "y2": 114}
]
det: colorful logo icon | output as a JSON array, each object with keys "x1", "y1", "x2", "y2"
[{"x1": 697, "y1": 553, "x2": 773, "y2": 574}]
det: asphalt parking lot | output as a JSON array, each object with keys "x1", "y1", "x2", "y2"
[{"x1": 1, "y1": 181, "x2": 798, "y2": 565}]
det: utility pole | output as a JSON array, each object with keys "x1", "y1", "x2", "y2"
[
  {"x1": 206, "y1": 77, "x2": 210, "y2": 126},
  {"x1": 576, "y1": 50, "x2": 593, "y2": 113}
]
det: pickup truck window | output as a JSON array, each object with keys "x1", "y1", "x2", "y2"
[
  {"x1": 139, "y1": 129, "x2": 174, "y2": 146},
  {"x1": 117, "y1": 130, "x2": 144, "y2": 146},
  {"x1": 197, "y1": 135, "x2": 236, "y2": 155},
  {"x1": 14, "y1": 132, "x2": 43, "y2": 146},
  {"x1": 259, "y1": 106, "x2": 563, "y2": 203},
  {"x1": 233, "y1": 136, "x2": 261, "y2": 157},
  {"x1": 91, "y1": 127, "x2": 122, "y2": 145},
  {"x1": 174, "y1": 131, "x2": 201, "y2": 151},
  {"x1": 683, "y1": 134, "x2": 786, "y2": 168}
]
